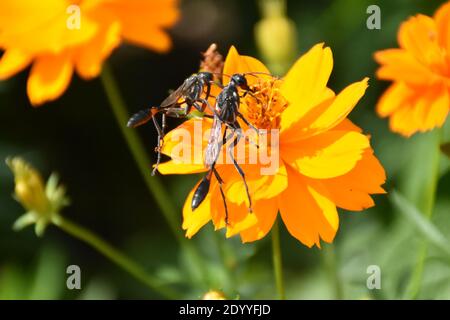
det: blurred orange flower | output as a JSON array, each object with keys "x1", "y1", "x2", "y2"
[
  {"x1": 158, "y1": 44, "x2": 386, "y2": 248},
  {"x1": 0, "y1": 0, "x2": 179, "y2": 106},
  {"x1": 375, "y1": 2, "x2": 450, "y2": 137}
]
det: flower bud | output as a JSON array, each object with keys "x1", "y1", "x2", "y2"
[
  {"x1": 7, "y1": 157, "x2": 49, "y2": 213},
  {"x1": 6, "y1": 157, "x2": 69, "y2": 236},
  {"x1": 255, "y1": 0, "x2": 298, "y2": 74},
  {"x1": 202, "y1": 290, "x2": 226, "y2": 300}
]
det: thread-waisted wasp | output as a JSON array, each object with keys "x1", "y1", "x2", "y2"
[
  {"x1": 127, "y1": 72, "x2": 216, "y2": 175},
  {"x1": 191, "y1": 73, "x2": 265, "y2": 224}
]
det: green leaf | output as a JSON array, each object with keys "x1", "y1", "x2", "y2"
[
  {"x1": 441, "y1": 142, "x2": 450, "y2": 159},
  {"x1": 390, "y1": 190, "x2": 450, "y2": 259}
]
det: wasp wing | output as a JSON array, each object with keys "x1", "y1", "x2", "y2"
[
  {"x1": 159, "y1": 76, "x2": 197, "y2": 109},
  {"x1": 204, "y1": 117, "x2": 223, "y2": 169}
]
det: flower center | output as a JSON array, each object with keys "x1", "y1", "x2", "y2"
[{"x1": 242, "y1": 78, "x2": 289, "y2": 130}]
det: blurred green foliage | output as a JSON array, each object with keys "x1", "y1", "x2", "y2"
[{"x1": 1, "y1": 0, "x2": 450, "y2": 299}]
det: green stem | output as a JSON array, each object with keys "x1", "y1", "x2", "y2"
[
  {"x1": 100, "y1": 64, "x2": 181, "y2": 241},
  {"x1": 271, "y1": 219, "x2": 285, "y2": 299},
  {"x1": 212, "y1": 229, "x2": 236, "y2": 293},
  {"x1": 52, "y1": 215, "x2": 179, "y2": 299},
  {"x1": 322, "y1": 244, "x2": 343, "y2": 300},
  {"x1": 406, "y1": 130, "x2": 442, "y2": 299},
  {"x1": 99, "y1": 64, "x2": 207, "y2": 284}
]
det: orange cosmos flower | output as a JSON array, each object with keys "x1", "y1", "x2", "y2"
[
  {"x1": 158, "y1": 44, "x2": 386, "y2": 248},
  {"x1": 374, "y1": 2, "x2": 450, "y2": 136},
  {"x1": 0, "y1": 0, "x2": 179, "y2": 106}
]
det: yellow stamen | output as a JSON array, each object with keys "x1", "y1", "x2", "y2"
[{"x1": 242, "y1": 78, "x2": 289, "y2": 130}]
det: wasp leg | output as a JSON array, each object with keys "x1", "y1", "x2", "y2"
[
  {"x1": 159, "y1": 113, "x2": 167, "y2": 169},
  {"x1": 223, "y1": 122, "x2": 259, "y2": 149},
  {"x1": 203, "y1": 83, "x2": 211, "y2": 103},
  {"x1": 192, "y1": 100, "x2": 207, "y2": 113},
  {"x1": 151, "y1": 115, "x2": 164, "y2": 176},
  {"x1": 165, "y1": 104, "x2": 190, "y2": 118},
  {"x1": 198, "y1": 83, "x2": 217, "y2": 114},
  {"x1": 240, "y1": 90, "x2": 263, "y2": 104},
  {"x1": 197, "y1": 98, "x2": 221, "y2": 118},
  {"x1": 212, "y1": 167, "x2": 229, "y2": 225},
  {"x1": 237, "y1": 111, "x2": 259, "y2": 135},
  {"x1": 188, "y1": 100, "x2": 216, "y2": 120},
  {"x1": 161, "y1": 113, "x2": 167, "y2": 136},
  {"x1": 213, "y1": 128, "x2": 232, "y2": 225},
  {"x1": 190, "y1": 101, "x2": 215, "y2": 119},
  {"x1": 227, "y1": 131, "x2": 253, "y2": 213}
]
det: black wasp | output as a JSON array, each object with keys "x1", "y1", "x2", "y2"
[
  {"x1": 127, "y1": 72, "x2": 215, "y2": 175},
  {"x1": 191, "y1": 73, "x2": 261, "y2": 223}
]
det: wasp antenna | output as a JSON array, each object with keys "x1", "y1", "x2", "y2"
[
  {"x1": 209, "y1": 72, "x2": 232, "y2": 78},
  {"x1": 244, "y1": 72, "x2": 281, "y2": 80}
]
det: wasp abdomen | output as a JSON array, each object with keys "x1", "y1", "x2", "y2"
[
  {"x1": 191, "y1": 176, "x2": 211, "y2": 210},
  {"x1": 127, "y1": 108, "x2": 158, "y2": 128}
]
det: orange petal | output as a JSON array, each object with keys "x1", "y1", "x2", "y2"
[
  {"x1": 157, "y1": 160, "x2": 207, "y2": 175},
  {"x1": 280, "y1": 92, "x2": 334, "y2": 143},
  {"x1": 413, "y1": 84, "x2": 449, "y2": 132},
  {"x1": 281, "y1": 130, "x2": 370, "y2": 179},
  {"x1": 123, "y1": 27, "x2": 172, "y2": 53},
  {"x1": 158, "y1": 119, "x2": 206, "y2": 174},
  {"x1": 160, "y1": 118, "x2": 211, "y2": 171},
  {"x1": 97, "y1": 0, "x2": 179, "y2": 52},
  {"x1": 317, "y1": 149, "x2": 386, "y2": 211},
  {"x1": 209, "y1": 179, "x2": 257, "y2": 235},
  {"x1": 397, "y1": 14, "x2": 443, "y2": 67},
  {"x1": 281, "y1": 78, "x2": 367, "y2": 141},
  {"x1": 225, "y1": 213, "x2": 258, "y2": 238},
  {"x1": 374, "y1": 49, "x2": 436, "y2": 85},
  {"x1": 0, "y1": 49, "x2": 31, "y2": 80},
  {"x1": 333, "y1": 118, "x2": 363, "y2": 133},
  {"x1": 280, "y1": 43, "x2": 334, "y2": 132},
  {"x1": 182, "y1": 182, "x2": 211, "y2": 238},
  {"x1": 223, "y1": 46, "x2": 270, "y2": 85},
  {"x1": 98, "y1": 0, "x2": 180, "y2": 27},
  {"x1": 26, "y1": 52, "x2": 73, "y2": 106},
  {"x1": 434, "y1": 1, "x2": 450, "y2": 52},
  {"x1": 0, "y1": 1, "x2": 97, "y2": 55},
  {"x1": 389, "y1": 84, "x2": 449, "y2": 136},
  {"x1": 388, "y1": 105, "x2": 421, "y2": 137},
  {"x1": 278, "y1": 167, "x2": 338, "y2": 248},
  {"x1": 376, "y1": 82, "x2": 415, "y2": 117},
  {"x1": 307, "y1": 78, "x2": 368, "y2": 133},
  {"x1": 240, "y1": 198, "x2": 278, "y2": 243},
  {"x1": 224, "y1": 162, "x2": 288, "y2": 206},
  {"x1": 75, "y1": 22, "x2": 121, "y2": 79}
]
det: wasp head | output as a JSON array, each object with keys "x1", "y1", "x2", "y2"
[{"x1": 230, "y1": 73, "x2": 251, "y2": 91}]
